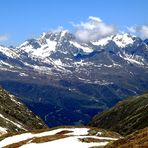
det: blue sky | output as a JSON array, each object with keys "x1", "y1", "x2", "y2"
[{"x1": 0, "y1": 0, "x2": 148, "y2": 46}]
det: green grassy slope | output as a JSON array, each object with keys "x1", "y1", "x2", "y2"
[{"x1": 89, "y1": 92, "x2": 148, "y2": 136}]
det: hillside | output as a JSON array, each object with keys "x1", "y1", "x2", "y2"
[
  {"x1": 105, "y1": 127, "x2": 148, "y2": 148},
  {"x1": 0, "y1": 87, "x2": 47, "y2": 135},
  {"x1": 89, "y1": 92, "x2": 148, "y2": 136},
  {"x1": 0, "y1": 126, "x2": 121, "y2": 148}
]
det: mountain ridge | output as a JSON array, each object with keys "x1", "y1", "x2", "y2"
[{"x1": 0, "y1": 30, "x2": 148, "y2": 126}]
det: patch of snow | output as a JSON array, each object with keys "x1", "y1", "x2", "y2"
[
  {"x1": 60, "y1": 30, "x2": 68, "y2": 38},
  {"x1": 0, "y1": 60, "x2": 14, "y2": 68},
  {"x1": 53, "y1": 59, "x2": 63, "y2": 66},
  {"x1": 78, "y1": 77, "x2": 87, "y2": 81},
  {"x1": 92, "y1": 36, "x2": 112, "y2": 46},
  {"x1": 46, "y1": 39, "x2": 57, "y2": 52},
  {"x1": 19, "y1": 73, "x2": 28, "y2": 77},
  {"x1": 103, "y1": 64, "x2": 113, "y2": 68},
  {"x1": 74, "y1": 60, "x2": 93, "y2": 66},
  {"x1": 0, "y1": 114, "x2": 26, "y2": 131},
  {"x1": 70, "y1": 41, "x2": 93, "y2": 53},
  {"x1": 65, "y1": 128, "x2": 89, "y2": 136},
  {"x1": 0, "y1": 127, "x2": 7, "y2": 135},
  {"x1": 0, "y1": 46, "x2": 18, "y2": 59},
  {"x1": 124, "y1": 57, "x2": 144, "y2": 65},
  {"x1": 9, "y1": 94, "x2": 22, "y2": 106},
  {"x1": 93, "y1": 80, "x2": 113, "y2": 85},
  {"x1": 74, "y1": 60, "x2": 85, "y2": 66},
  {"x1": 96, "y1": 132, "x2": 102, "y2": 136},
  {"x1": 119, "y1": 52, "x2": 144, "y2": 65},
  {"x1": 0, "y1": 133, "x2": 34, "y2": 147}
]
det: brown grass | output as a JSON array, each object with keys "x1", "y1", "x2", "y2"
[
  {"x1": 4, "y1": 139, "x2": 31, "y2": 148},
  {"x1": 4, "y1": 134, "x2": 69, "y2": 148},
  {"x1": 105, "y1": 127, "x2": 148, "y2": 148},
  {"x1": 32, "y1": 134, "x2": 68, "y2": 143},
  {"x1": 79, "y1": 137, "x2": 111, "y2": 143}
]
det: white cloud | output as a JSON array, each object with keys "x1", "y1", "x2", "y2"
[
  {"x1": 138, "y1": 25, "x2": 148, "y2": 38},
  {"x1": 127, "y1": 26, "x2": 136, "y2": 33},
  {"x1": 88, "y1": 16, "x2": 102, "y2": 22},
  {"x1": 0, "y1": 34, "x2": 9, "y2": 41},
  {"x1": 51, "y1": 26, "x2": 68, "y2": 33},
  {"x1": 72, "y1": 16, "x2": 117, "y2": 42},
  {"x1": 127, "y1": 25, "x2": 148, "y2": 39}
]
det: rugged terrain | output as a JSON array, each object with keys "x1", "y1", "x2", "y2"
[
  {"x1": 0, "y1": 87, "x2": 47, "y2": 136},
  {"x1": 0, "y1": 30, "x2": 148, "y2": 126},
  {"x1": 89, "y1": 92, "x2": 148, "y2": 136}
]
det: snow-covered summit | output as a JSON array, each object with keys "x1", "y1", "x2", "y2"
[
  {"x1": 14, "y1": 31, "x2": 148, "y2": 69},
  {"x1": 41, "y1": 30, "x2": 69, "y2": 40},
  {"x1": 17, "y1": 32, "x2": 140, "y2": 60},
  {"x1": 112, "y1": 33, "x2": 135, "y2": 48},
  {"x1": 17, "y1": 30, "x2": 73, "y2": 59},
  {"x1": 92, "y1": 33, "x2": 136, "y2": 48}
]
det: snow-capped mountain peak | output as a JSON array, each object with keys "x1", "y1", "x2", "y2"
[
  {"x1": 92, "y1": 33, "x2": 136, "y2": 48},
  {"x1": 17, "y1": 30, "x2": 96, "y2": 59},
  {"x1": 60, "y1": 30, "x2": 69, "y2": 38},
  {"x1": 112, "y1": 33, "x2": 135, "y2": 48},
  {"x1": 41, "y1": 29, "x2": 69, "y2": 40},
  {"x1": 15, "y1": 31, "x2": 147, "y2": 66}
]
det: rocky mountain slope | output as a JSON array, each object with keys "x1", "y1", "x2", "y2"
[
  {"x1": 0, "y1": 87, "x2": 47, "y2": 135},
  {"x1": 0, "y1": 126, "x2": 121, "y2": 148},
  {"x1": 89, "y1": 92, "x2": 148, "y2": 136},
  {"x1": 105, "y1": 127, "x2": 148, "y2": 148},
  {"x1": 0, "y1": 30, "x2": 148, "y2": 126}
]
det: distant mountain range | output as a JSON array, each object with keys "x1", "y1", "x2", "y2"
[
  {"x1": 0, "y1": 87, "x2": 47, "y2": 136},
  {"x1": 0, "y1": 30, "x2": 148, "y2": 126}
]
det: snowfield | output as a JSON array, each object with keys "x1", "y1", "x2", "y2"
[
  {"x1": 20, "y1": 137, "x2": 109, "y2": 148},
  {"x1": 0, "y1": 127, "x2": 119, "y2": 148}
]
